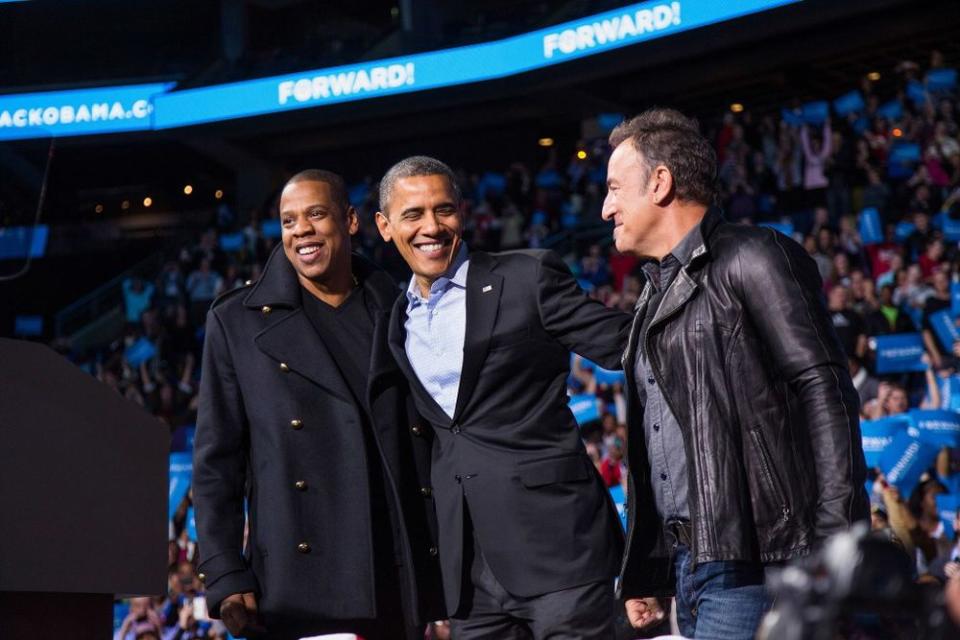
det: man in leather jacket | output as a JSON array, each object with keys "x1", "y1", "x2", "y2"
[{"x1": 602, "y1": 108, "x2": 869, "y2": 639}]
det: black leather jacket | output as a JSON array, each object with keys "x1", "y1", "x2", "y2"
[{"x1": 619, "y1": 208, "x2": 869, "y2": 598}]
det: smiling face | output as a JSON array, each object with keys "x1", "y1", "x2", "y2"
[
  {"x1": 602, "y1": 142, "x2": 663, "y2": 257},
  {"x1": 280, "y1": 179, "x2": 357, "y2": 290},
  {"x1": 375, "y1": 174, "x2": 462, "y2": 293}
]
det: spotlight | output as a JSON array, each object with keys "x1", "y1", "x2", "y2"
[
  {"x1": 94, "y1": 204, "x2": 104, "y2": 214},
  {"x1": 892, "y1": 128, "x2": 903, "y2": 137},
  {"x1": 538, "y1": 137, "x2": 555, "y2": 147},
  {"x1": 867, "y1": 71, "x2": 881, "y2": 81},
  {"x1": 143, "y1": 197, "x2": 153, "y2": 207},
  {"x1": 214, "y1": 189, "x2": 224, "y2": 200},
  {"x1": 576, "y1": 150, "x2": 588, "y2": 160},
  {"x1": 730, "y1": 103, "x2": 744, "y2": 113},
  {"x1": 183, "y1": 184, "x2": 193, "y2": 195},
  {"x1": 121, "y1": 200, "x2": 130, "y2": 210}
]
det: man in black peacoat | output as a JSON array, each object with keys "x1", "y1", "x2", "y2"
[{"x1": 193, "y1": 171, "x2": 443, "y2": 640}]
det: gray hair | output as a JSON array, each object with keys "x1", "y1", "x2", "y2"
[{"x1": 378, "y1": 155, "x2": 461, "y2": 215}]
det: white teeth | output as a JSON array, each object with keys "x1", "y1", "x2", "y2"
[
  {"x1": 416, "y1": 243, "x2": 443, "y2": 252},
  {"x1": 297, "y1": 245, "x2": 320, "y2": 255}
]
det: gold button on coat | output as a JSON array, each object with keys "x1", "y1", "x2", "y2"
[
  {"x1": 429, "y1": 546, "x2": 438, "y2": 557},
  {"x1": 279, "y1": 362, "x2": 290, "y2": 372},
  {"x1": 290, "y1": 419, "x2": 303, "y2": 430},
  {"x1": 411, "y1": 425, "x2": 422, "y2": 436},
  {"x1": 420, "y1": 487, "x2": 432, "y2": 497},
  {"x1": 294, "y1": 480, "x2": 307, "y2": 491},
  {"x1": 298, "y1": 542, "x2": 311, "y2": 554},
  {"x1": 197, "y1": 573, "x2": 206, "y2": 583},
  {"x1": 261, "y1": 305, "x2": 272, "y2": 314}
]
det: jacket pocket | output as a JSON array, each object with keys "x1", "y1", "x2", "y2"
[
  {"x1": 748, "y1": 428, "x2": 791, "y2": 522},
  {"x1": 517, "y1": 454, "x2": 590, "y2": 488},
  {"x1": 488, "y1": 325, "x2": 531, "y2": 351}
]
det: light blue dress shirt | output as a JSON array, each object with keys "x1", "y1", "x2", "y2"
[{"x1": 405, "y1": 245, "x2": 469, "y2": 419}]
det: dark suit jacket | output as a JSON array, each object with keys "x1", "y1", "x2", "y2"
[
  {"x1": 193, "y1": 247, "x2": 443, "y2": 633},
  {"x1": 388, "y1": 249, "x2": 631, "y2": 614}
]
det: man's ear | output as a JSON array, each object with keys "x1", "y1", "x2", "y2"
[
  {"x1": 651, "y1": 166, "x2": 674, "y2": 205},
  {"x1": 346, "y1": 206, "x2": 360, "y2": 236},
  {"x1": 374, "y1": 211, "x2": 393, "y2": 243}
]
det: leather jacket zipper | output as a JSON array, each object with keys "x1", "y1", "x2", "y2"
[{"x1": 749, "y1": 429, "x2": 791, "y2": 522}]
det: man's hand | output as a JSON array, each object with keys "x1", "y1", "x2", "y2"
[
  {"x1": 220, "y1": 592, "x2": 265, "y2": 637},
  {"x1": 625, "y1": 597, "x2": 666, "y2": 629}
]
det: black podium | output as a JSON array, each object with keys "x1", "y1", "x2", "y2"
[{"x1": 0, "y1": 339, "x2": 168, "y2": 639}]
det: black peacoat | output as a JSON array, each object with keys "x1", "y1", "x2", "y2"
[{"x1": 193, "y1": 246, "x2": 444, "y2": 634}]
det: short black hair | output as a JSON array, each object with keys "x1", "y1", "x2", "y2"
[{"x1": 284, "y1": 169, "x2": 350, "y2": 215}]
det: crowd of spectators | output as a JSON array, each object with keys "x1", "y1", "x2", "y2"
[{"x1": 65, "y1": 48, "x2": 960, "y2": 637}]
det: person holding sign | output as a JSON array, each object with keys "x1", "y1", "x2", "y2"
[
  {"x1": 193, "y1": 170, "x2": 443, "y2": 640},
  {"x1": 602, "y1": 108, "x2": 869, "y2": 639}
]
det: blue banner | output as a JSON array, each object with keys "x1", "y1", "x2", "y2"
[
  {"x1": 908, "y1": 409, "x2": 960, "y2": 449},
  {"x1": 569, "y1": 393, "x2": 601, "y2": 425},
  {"x1": 169, "y1": 452, "x2": 193, "y2": 520},
  {"x1": 833, "y1": 90, "x2": 864, "y2": 116},
  {"x1": 930, "y1": 310, "x2": 960, "y2": 352},
  {"x1": 937, "y1": 493, "x2": 960, "y2": 541},
  {"x1": 858, "y1": 207, "x2": 883, "y2": 245},
  {"x1": 873, "y1": 333, "x2": 926, "y2": 374},
  {"x1": 609, "y1": 484, "x2": 627, "y2": 530},
  {"x1": 879, "y1": 431, "x2": 939, "y2": 494},
  {"x1": 927, "y1": 68, "x2": 958, "y2": 92},
  {"x1": 0, "y1": 83, "x2": 172, "y2": 141},
  {"x1": 860, "y1": 416, "x2": 910, "y2": 468},
  {"x1": 801, "y1": 100, "x2": 829, "y2": 125}
]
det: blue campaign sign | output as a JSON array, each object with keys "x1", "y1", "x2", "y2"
[
  {"x1": 927, "y1": 68, "x2": 958, "y2": 92},
  {"x1": 908, "y1": 409, "x2": 960, "y2": 449},
  {"x1": 260, "y1": 219, "x2": 281, "y2": 239},
  {"x1": 940, "y1": 376, "x2": 960, "y2": 412},
  {"x1": 889, "y1": 143, "x2": 921, "y2": 165},
  {"x1": 759, "y1": 221, "x2": 794, "y2": 237},
  {"x1": 186, "y1": 506, "x2": 198, "y2": 541},
  {"x1": 0, "y1": 225, "x2": 48, "y2": 259},
  {"x1": 609, "y1": 483, "x2": 628, "y2": 530},
  {"x1": 781, "y1": 107, "x2": 804, "y2": 127},
  {"x1": 13, "y1": 315, "x2": 43, "y2": 337},
  {"x1": 952, "y1": 282, "x2": 960, "y2": 317},
  {"x1": 877, "y1": 100, "x2": 903, "y2": 121},
  {"x1": 930, "y1": 310, "x2": 960, "y2": 352},
  {"x1": 894, "y1": 221, "x2": 916, "y2": 243},
  {"x1": 879, "y1": 431, "x2": 939, "y2": 494},
  {"x1": 219, "y1": 232, "x2": 245, "y2": 252},
  {"x1": 858, "y1": 207, "x2": 883, "y2": 245},
  {"x1": 937, "y1": 494, "x2": 960, "y2": 541},
  {"x1": 593, "y1": 366, "x2": 626, "y2": 386},
  {"x1": 0, "y1": 82, "x2": 172, "y2": 141},
  {"x1": 801, "y1": 100, "x2": 829, "y2": 125},
  {"x1": 873, "y1": 333, "x2": 926, "y2": 374},
  {"x1": 153, "y1": 0, "x2": 801, "y2": 129},
  {"x1": 943, "y1": 216, "x2": 960, "y2": 242},
  {"x1": 906, "y1": 80, "x2": 929, "y2": 106},
  {"x1": 860, "y1": 416, "x2": 910, "y2": 468},
  {"x1": 833, "y1": 90, "x2": 864, "y2": 116},
  {"x1": 169, "y1": 452, "x2": 193, "y2": 520},
  {"x1": 569, "y1": 393, "x2": 600, "y2": 425},
  {"x1": 124, "y1": 336, "x2": 157, "y2": 367}
]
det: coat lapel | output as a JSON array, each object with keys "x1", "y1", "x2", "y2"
[
  {"x1": 452, "y1": 253, "x2": 503, "y2": 422},
  {"x1": 647, "y1": 266, "x2": 699, "y2": 332}
]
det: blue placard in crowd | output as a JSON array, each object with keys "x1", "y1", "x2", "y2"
[
  {"x1": 894, "y1": 221, "x2": 916, "y2": 243},
  {"x1": 124, "y1": 336, "x2": 157, "y2": 367},
  {"x1": 879, "y1": 431, "x2": 939, "y2": 494},
  {"x1": 780, "y1": 108, "x2": 804, "y2": 127},
  {"x1": 169, "y1": 452, "x2": 193, "y2": 519},
  {"x1": 833, "y1": 90, "x2": 864, "y2": 116},
  {"x1": 927, "y1": 68, "x2": 958, "y2": 92},
  {"x1": 889, "y1": 142, "x2": 921, "y2": 164},
  {"x1": 858, "y1": 207, "x2": 883, "y2": 245},
  {"x1": 906, "y1": 80, "x2": 929, "y2": 106},
  {"x1": 801, "y1": 100, "x2": 829, "y2": 125},
  {"x1": 609, "y1": 483, "x2": 627, "y2": 530},
  {"x1": 569, "y1": 393, "x2": 600, "y2": 425},
  {"x1": 260, "y1": 219, "x2": 281, "y2": 239},
  {"x1": 593, "y1": 366, "x2": 627, "y2": 386},
  {"x1": 860, "y1": 416, "x2": 910, "y2": 468},
  {"x1": 937, "y1": 494, "x2": 960, "y2": 541},
  {"x1": 952, "y1": 283, "x2": 960, "y2": 317},
  {"x1": 13, "y1": 315, "x2": 43, "y2": 337},
  {"x1": 873, "y1": 333, "x2": 926, "y2": 374},
  {"x1": 940, "y1": 376, "x2": 960, "y2": 412},
  {"x1": 877, "y1": 100, "x2": 903, "y2": 121},
  {"x1": 908, "y1": 409, "x2": 960, "y2": 449},
  {"x1": 219, "y1": 232, "x2": 245, "y2": 252},
  {"x1": 759, "y1": 221, "x2": 794, "y2": 237},
  {"x1": 930, "y1": 310, "x2": 960, "y2": 352},
  {"x1": 944, "y1": 216, "x2": 960, "y2": 242},
  {"x1": 186, "y1": 506, "x2": 198, "y2": 541}
]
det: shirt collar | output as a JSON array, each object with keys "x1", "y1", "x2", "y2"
[
  {"x1": 405, "y1": 243, "x2": 470, "y2": 306},
  {"x1": 640, "y1": 223, "x2": 703, "y2": 288}
]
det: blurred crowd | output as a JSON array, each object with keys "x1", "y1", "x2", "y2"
[{"x1": 66, "y1": 48, "x2": 960, "y2": 637}]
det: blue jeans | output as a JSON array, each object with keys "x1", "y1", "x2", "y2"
[{"x1": 672, "y1": 544, "x2": 770, "y2": 639}]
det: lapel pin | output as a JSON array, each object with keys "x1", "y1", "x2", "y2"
[{"x1": 482, "y1": 285, "x2": 493, "y2": 293}]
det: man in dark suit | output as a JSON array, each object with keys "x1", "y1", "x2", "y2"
[
  {"x1": 374, "y1": 155, "x2": 630, "y2": 638},
  {"x1": 193, "y1": 169, "x2": 442, "y2": 640}
]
